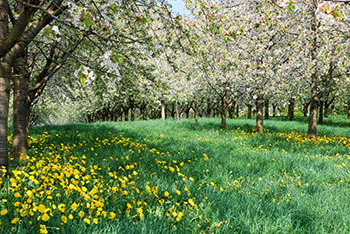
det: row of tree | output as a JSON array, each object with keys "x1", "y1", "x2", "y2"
[{"x1": 0, "y1": 0, "x2": 350, "y2": 172}]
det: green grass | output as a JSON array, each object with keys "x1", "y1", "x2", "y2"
[{"x1": 1, "y1": 116, "x2": 350, "y2": 233}]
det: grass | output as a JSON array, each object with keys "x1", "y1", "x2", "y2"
[{"x1": 1, "y1": 115, "x2": 350, "y2": 233}]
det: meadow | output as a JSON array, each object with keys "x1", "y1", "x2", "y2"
[{"x1": 1, "y1": 116, "x2": 350, "y2": 233}]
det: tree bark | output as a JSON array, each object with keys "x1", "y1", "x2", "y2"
[
  {"x1": 0, "y1": 62, "x2": 10, "y2": 170},
  {"x1": 318, "y1": 100, "x2": 324, "y2": 124},
  {"x1": 247, "y1": 104, "x2": 252, "y2": 119},
  {"x1": 288, "y1": 98, "x2": 295, "y2": 121},
  {"x1": 264, "y1": 99, "x2": 269, "y2": 120},
  {"x1": 11, "y1": 56, "x2": 30, "y2": 160},
  {"x1": 256, "y1": 97, "x2": 264, "y2": 134},
  {"x1": 236, "y1": 104, "x2": 239, "y2": 118},
  {"x1": 272, "y1": 104, "x2": 276, "y2": 118},
  {"x1": 347, "y1": 102, "x2": 350, "y2": 119},
  {"x1": 220, "y1": 89, "x2": 227, "y2": 130}
]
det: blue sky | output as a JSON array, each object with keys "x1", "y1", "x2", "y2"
[{"x1": 167, "y1": 0, "x2": 189, "y2": 15}]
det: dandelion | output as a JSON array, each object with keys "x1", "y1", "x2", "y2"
[
  {"x1": 109, "y1": 212, "x2": 116, "y2": 219},
  {"x1": 61, "y1": 215, "x2": 67, "y2": 223},
  {"x1": 84, "y1": 218, "x2": 90, "y2": 224},
  {"x1": 11, "y1": 217, "x2": 20, "y2": 224},
  {"x1": 79, "y1": 211, "x2": 85, "y2": 218},
  {"x1": 42, "y1": 213, "x2": 50, "y2": 222},
  {"x1": 164, "y1": 191, "x2": 169, "y2": 197},
  {"x1": 0, "y1": 209, "x2": 8, "y2": 215}
]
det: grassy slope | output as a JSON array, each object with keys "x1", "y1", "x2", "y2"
[{"x1": 1, "y1": 115, "x2": 350, "y2": 233}]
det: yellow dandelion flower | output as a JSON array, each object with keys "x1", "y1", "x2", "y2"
[
  {"x1": 109, "y1": 212, "x2": 116, "y2": 219},
  {"x1": 40, "y1": 224, "x2": 48, "y2": 234},
  {"x1": 93, "y1": 218, "x2": 98, "y2": 224},
  {"x1": 1, "y1": 209, "x2": 8, "y2": 215},
  {"x1": 176, "y1": 190, "x2": 181, "y2": 195},
  {"x1": 164, "y1": 191, "x2": 169, "y2": 197},
  {"x1": 11, "y1": 217, "x2": 20, "y2": 224},
  {"x1": 68, "y1": 214, "x2": 73, "y2": 219},
  {"x1": 61, "y1": 215, "x2": 67, "y2": 223},
  {"x1": 84, "y1": 218, "x2": 90, "y2": 224},
  {"x1": 71, "y1": 203, "x2": 78, "y2": 210},
  {"x1": 79, "y1": 211, "x2": 85, "y2": 218},
  {"x1": 42, "y1": 213, "x2": 50, "y2": 222}
]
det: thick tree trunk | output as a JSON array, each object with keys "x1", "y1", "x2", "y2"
[
  {"x1": 272, "y1": 105, "x2": 276, "y2": 118},
  {"x1": 264, "y1": 100, "x2": 269, "y2": 120},
  {"x1": 247, "y1": 104, "x2": 252, "y2": 119},
  {"x1": 0, "y1": 62, "x2": 10, "y2": 170},
  {"x1": 236, "y1": 104, "x2": 239, "y2": 118},
  {"x1": 318, "y1": 100, "x2": 324, "y2": 124},
  {"x1": 12, "y1": 56, "x2": 30, "y2": 160},
  {"x1": 220, "y1": 90, "x2": 227, "y2": 130},
  {"x1": 161, "y1": 98, "x2": 166, "y2": 120},
  {"x1": 288, "y1": 98, "x2": 295, "y2": 121},
  {"x1": 256, "y1": 97, "x2": 264, "y2": 134},
  {"x1": 347, "y1": 102, "x2": 350, "y2": 119}
]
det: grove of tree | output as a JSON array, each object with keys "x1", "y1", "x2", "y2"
[{"x1": 0, "y1": 0, "x2": 349, "y2": 171}]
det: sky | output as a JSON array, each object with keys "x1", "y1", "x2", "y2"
[{"x1": 167, "y1": 0, "x2": 189, "y2": 15}]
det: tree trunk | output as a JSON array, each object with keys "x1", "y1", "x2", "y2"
[
  {"x1": 220, "y1": 90, "x2": 227, "y2": 130},
  {"x1": 194, "y1": 96, "x2": 199, "y2": 124},
  {"x1": 256, "y1": 97, "x2": 264, "y2": 134},
  {"x1": 236, "y1": 104, "x2": 239, "y2": 118},
  {"x1": 149, "y1": 108, "x2": 153, "y2": 120},
  {"x1": 307, "y1": 74, "x2": 320, "y2": 138},
  {"x1": 247, "y1": 104, "x2": 252, "y2": 119},
  {"x1": 175, "y1": 101, "x2": 180, "y2": 121},
  {"x1": 161, "y1": 98, "x2": 166, "y2": 120},
  {"x1": 11, "y1": 56, "x2": 30, "y2": 160},
  {"x1": 0, "y1": 62, "x2": 10, "y2": 170},
  {"x1": 288, "y1": 98, "x2": 295, "y2": 121},
  {"x1": 324, "y1": 97, "x2": 335, "y2": 118},
  {"x1": 264, "y1": 99, "x2": 269, "y2": 120},
  {"x1": 228, "y1": 101, "x2": 235, "y2": 119},
  {"x1": 318, "y1": 100, "x2": 324, "y2": 124},
  {"x1": 303, "y1": 102, "x2": 310, "y2": 117},
  {"x1": 307, "y1": 6, "x2": 319, "y2": 139},
  {"x1": 347, "y1": 102, "x2": 350, "y2": 119},
  {"x1": 124, "y1": 108, "x2": 129, "y2": 121},
  {"x1": 206, "y1": 98, "x2": 211, "y2": 118},
  {"x1": 272, "y1": 104, "x2": 276, "y2": 117}
]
